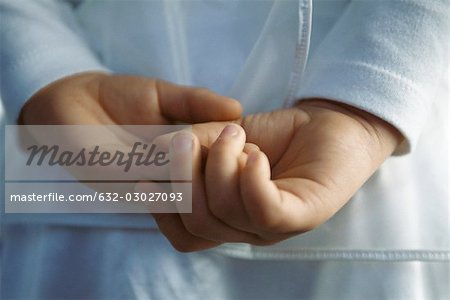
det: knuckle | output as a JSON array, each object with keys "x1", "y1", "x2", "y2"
[
  {"x1": 210, "y1": 135, "x2": 242, "y2": 155},
  {"x1": 143, "y1": 80, "x2": 158, "y2": 100},
  {"x1": 243, "y1": 143, "x2": 260, "y2": 153}
]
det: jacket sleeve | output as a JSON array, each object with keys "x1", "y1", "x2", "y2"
[
  {"x1": 296, "y1": 0, "x2": 449, "y2": 154},
  {"x1": 0, "y1": 0, "x2": 108, "y2": 124}
]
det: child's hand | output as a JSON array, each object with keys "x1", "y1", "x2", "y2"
[
  {"x1": 20, "y1": 72, "x2": 242, "y2": 126},
  {"x1": 19, "y1": 72, "x2": 242, "y2": 191},
  {"x1": 154, "y1": 100, "x2": 402, "y2": 252}
]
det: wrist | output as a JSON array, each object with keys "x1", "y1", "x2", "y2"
[{"x1": 294, "y1": 99, "x2": 403, "y2": 158}]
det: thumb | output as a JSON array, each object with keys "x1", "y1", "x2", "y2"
[
  {"x1": 156, "y1": 80, "x2": 242, "y2": 123},
  {"x1": 99, "y1": 75, "x2": 242, "y2": 125}
]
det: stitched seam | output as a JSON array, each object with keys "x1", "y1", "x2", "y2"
[
  {"x1": 283, "y1": 0, "x2": 312, "y2": 107},
  {"x1": 214, "y1": 246, "x2": 450, "y2": 262}
]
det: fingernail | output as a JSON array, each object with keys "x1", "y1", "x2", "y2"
[
  {"x1": 247, "y1": 151, "x2": 259, "y2": 164},
  {"x1": 172, "y1": 133, "x2": 193, "y2": 152},
  {"x1": 219, "y1": 124, "x2": 239, "y2": 139}
]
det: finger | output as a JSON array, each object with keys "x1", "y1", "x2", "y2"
[
  {"x1": 205, "y1": 124, "x2": 254, "y2": 231},
  {"x1": 241, "y1": 150, "x2": 325, "y2": 234},
  {"x1": 243, "y1": 143, "x2": 260, "y2": 154},
  {"x1": 99, "y1": 76, "x2": 242, "y2": 125},
  {"x1": 137, "y1": 181, "x2": 219, "y2": 252},
  {"x1": 170, "y1": 131, "x2": 262, "y2": 243},
  {"x1": 238, "y1": 143, "x2": 260, "y2": 170},
  {"x1": 156, "y1": 81, "x2": 242, "y2": 122},
  {"x1": 152, "y1": 122, "x2": 233, "y2": 153},
  {"x1": 241, "y1": 150, "x2": 282, "y2": 231}
]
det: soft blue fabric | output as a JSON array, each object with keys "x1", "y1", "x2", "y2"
[
  {"x1": 0, "y1": 0, "x2": 109, "y2": 124},
  {"x1": 2, "y1": 225, "x2": 448, "y2": 299},
  {"x1": 1, "y1": 0, "x2": 448, "y2": 229},
  {"x1": 296, "y1": 0, "x2": 450, "y2": 154},
  {"x1": 1, "y1": 1, "x2": 449, "y2": 298},
  {"x1": 1, "y1": 0, "x2": 449, "y2": 150}
]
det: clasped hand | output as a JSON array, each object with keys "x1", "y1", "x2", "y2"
[
  {"x1": 148, "y1": 101, "x2": 401, "y2": 252},
  {"x1": 21, "y1": 72, "x2": 401, "y2": 252}
]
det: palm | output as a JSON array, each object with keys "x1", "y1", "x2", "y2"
[
  {"x1": 22, "y1": 73, "x2": 242, "y2": 126},
  {"x1": 20, "y1": 72, "x2": 243, "y2": 192}
]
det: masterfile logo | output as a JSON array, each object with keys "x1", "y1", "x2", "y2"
[
  {"x1": 26, "y1": 142, "x2": 170, "y2": 172},
  {"x1": 4, "y1": 125, "x2": 192, "y2": 213}
]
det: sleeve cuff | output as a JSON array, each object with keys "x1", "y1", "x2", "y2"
[
  {"x1": 296, "y1": 60, "x2": 431, "y2": 155},
  {"x1": 1, "y1": 46, "x2": 110, "y2": 124}
]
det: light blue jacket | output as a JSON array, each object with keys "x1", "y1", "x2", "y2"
[
  {"x1": 1, "y1": 0, "x2": 449, "y2": 152},
  {"x1": 1, "y1": 0, "x2": 449, "y2": 261}
]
